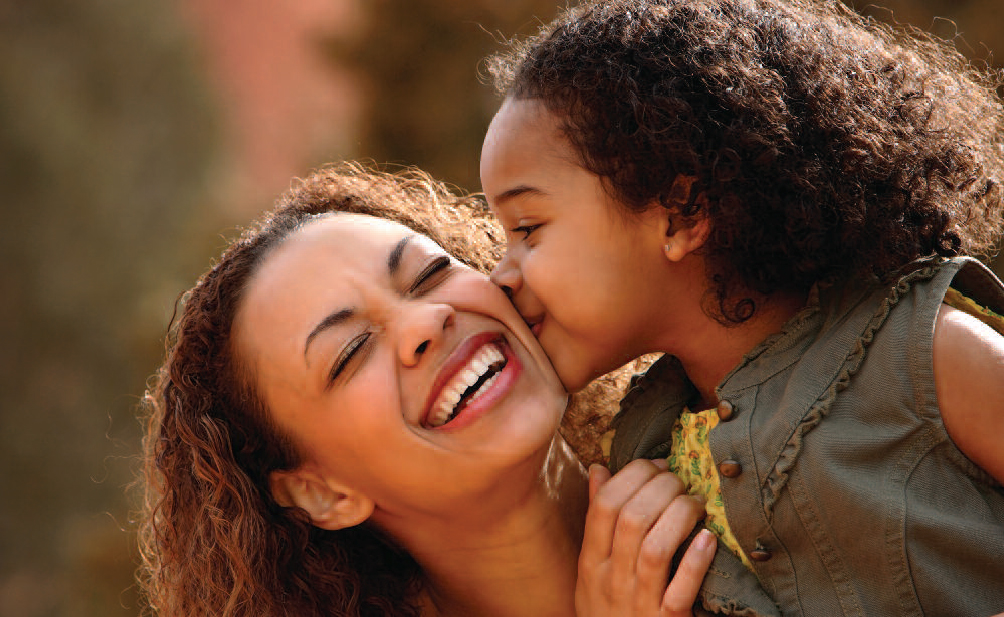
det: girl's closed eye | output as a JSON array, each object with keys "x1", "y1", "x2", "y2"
[{"x1": 512, "y1": 224, "x2": 541, "y2": 241}]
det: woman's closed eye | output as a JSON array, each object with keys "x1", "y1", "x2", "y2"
[
  {"x1": 408, "y1": 256, "x2": 452, "y2": 294},
  {"x1": 329, "y1": 332, "x2": 371, "y2": 385}
]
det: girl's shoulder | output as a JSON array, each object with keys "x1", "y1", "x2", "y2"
[{"x1": 934, "y1": 290, "x2": 1004, "y2": 485}]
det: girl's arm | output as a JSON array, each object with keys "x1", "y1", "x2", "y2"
[{"x1": 933, "y1": 303, "x2": 1004, "y2": 484}]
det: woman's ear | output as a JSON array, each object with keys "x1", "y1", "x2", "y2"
[
  {"x1": 663, "y1": 215, "x2": 711, "y2": 262},
  {"x1": 270, "y1": 468, "x2": 375, "y2": 531}
]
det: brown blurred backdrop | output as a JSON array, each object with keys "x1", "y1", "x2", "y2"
[{"x1": 0, "y1": 1, "x2": 999, "y2": 615}]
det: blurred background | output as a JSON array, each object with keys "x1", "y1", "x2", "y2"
[{"x1": 0, "y1": 1, "x2": 1000, "y2": 615}]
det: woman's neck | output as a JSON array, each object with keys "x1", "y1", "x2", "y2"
[{"x1": 403, "y1": 437, "x2": 589, "y2": 617}]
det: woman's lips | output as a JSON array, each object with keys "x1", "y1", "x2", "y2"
[
  {"x1": 425, "y1": 342, "x2": 505, "y2": 428},
  {"x1": 422, "y1": 333, "x2": 523, "y2": 430},
  {"x1": 421, "y1": 332, "x2": 502, "y2": 425}
]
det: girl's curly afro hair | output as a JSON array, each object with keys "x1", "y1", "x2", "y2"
[{"x1": 489, "y1": 0, "x2": 1004, "y2": 322}]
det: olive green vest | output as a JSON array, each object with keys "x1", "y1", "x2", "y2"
[{"x1": 610, "y1": 257, "x2": 1004, "y2": 617}]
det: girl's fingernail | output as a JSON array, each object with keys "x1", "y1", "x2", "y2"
[
  {"x1": 695, "y1": 529, "x2": 716, "y2": 551},
  {"x1": 651, "y1": 457, "x2": 669, "y2": 469}
]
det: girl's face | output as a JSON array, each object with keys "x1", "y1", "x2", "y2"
[
  {"x1": 235, "y1": 213, "x2": 567, "y2": 520},
  {"x1": 481, "y1": 98, "x2": 673, "y2": 392}
]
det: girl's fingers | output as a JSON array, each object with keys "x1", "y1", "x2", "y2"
[
  {"x1": 576, "y1": 459, "x2": 717, "y2": 617},
  {"x1": 608, "y1": 472, "x2": 686, "y2": 582},
  {"x1": 660, "y1": 529, "x2": 717, "y2": 616},
  {"x1": 580, "y1": 459, "x2": 664, "y2": 563},
  {"x1": 632, "y1": 495, "x2": 706, "y2": 611},
  {"x1": 588, "y1": 463, "x2": 611, "y2": 502}
]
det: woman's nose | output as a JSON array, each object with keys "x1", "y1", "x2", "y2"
[
  {"x1": 490, "y1": 252, "x2": 522, "y2": 301},
  {"x1": 397, "y1": 302, "x2": 455, "y2": 367}
]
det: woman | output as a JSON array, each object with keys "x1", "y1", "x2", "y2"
[{"x1": 137, "y1": 163, "x2": 716, "y2": 617}]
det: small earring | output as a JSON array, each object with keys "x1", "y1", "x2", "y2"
[{"x1": 664, "y1": 239, "x2": 676, "y2": 256}]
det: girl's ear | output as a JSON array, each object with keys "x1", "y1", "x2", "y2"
[
  {"x1": 663, "y1": 214, "x2": 711, "y2": 262},
  {"x1": 270, "y1": 468, "x2": 375, "y2": 530}
]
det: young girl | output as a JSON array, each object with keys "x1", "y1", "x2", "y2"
[{"x1": 480, "y1": 0, "x2": 1004, "y2": 615}]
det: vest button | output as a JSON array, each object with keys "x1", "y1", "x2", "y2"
[
  {"x1": 750, "y1": 547, "x2": 773, "y2": 562},
  {"x1": 717, "y1": 400, "x2": 735, "y2": 421},
  {"x1": 718, "y1": 460, "x2": 742, "y2": 478}
]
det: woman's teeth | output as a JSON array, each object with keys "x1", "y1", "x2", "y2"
[{"x1": 427, "y1": 344, "x2": 506, "y2": 428}]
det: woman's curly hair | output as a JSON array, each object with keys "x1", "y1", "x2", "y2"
[
  {"x1": 489, "y1": 0, "x2": 1004, "y2": 322},
  {"x1": 136, "y1": 163, "x2": 505, "y2": 617},
  {"x1": 136, "y1": 162, "x2": 625, "y2": 616}
]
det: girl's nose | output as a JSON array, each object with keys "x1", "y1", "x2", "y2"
[
  {"x1": 397, "y1": 302, "x2": 455, "y2": 367},
  {"x1": 490, "y1": 252, "x2": 522, "y2": 301}
]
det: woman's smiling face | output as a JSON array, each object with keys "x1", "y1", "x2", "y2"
[{"x1": 234, "y1": 213, "x2": 567, "y2": 519}]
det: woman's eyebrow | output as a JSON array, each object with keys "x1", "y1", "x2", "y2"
[
  {"x1": 303, "y1": 235, "x2": 414, "y2": 360},
  {"x1": 304, "y1": 308, "x2": 354, "y2": 359},
  {"x1": 388, "y1": 235, "x2": 413, "y2": 275}
]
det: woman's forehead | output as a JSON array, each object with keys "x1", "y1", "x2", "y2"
[
  {"x1": 235, "y1": 215, "x2": 432, "y2": 366},
  {"x1": 250, "y1": 215, "x2": 451, "y2": 304},
  {"x1": 293, "y1": 213, "x2": 445, "y2": 254},
  {"x1": 297, "y1": 212, "x2": 409, "y2": 243}
]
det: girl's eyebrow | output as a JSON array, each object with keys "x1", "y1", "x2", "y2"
[
  {"x1": 304, "y1": 234, "x2": 414, "y2": 359},
  {"x1": 494, "y1": 185, "x2": 545, "y2": 206}
]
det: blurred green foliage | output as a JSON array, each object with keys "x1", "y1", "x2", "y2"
[{"x1": 0, "y1": 0, "x2": 219, "y2": 615}]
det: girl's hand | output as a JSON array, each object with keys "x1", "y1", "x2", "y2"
[{"x1": 575, "y1": 459, "x2": 716, "y2": 617}]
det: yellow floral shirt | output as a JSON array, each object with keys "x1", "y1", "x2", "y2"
[{"x1": 666, "y1": 407, "x2": 754, "y2": 570}]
